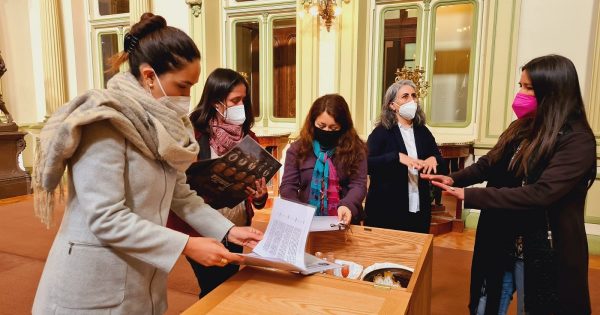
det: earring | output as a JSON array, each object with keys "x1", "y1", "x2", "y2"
[{"x1": 148, "y1": 82, "x2": 154, "y2": 88}]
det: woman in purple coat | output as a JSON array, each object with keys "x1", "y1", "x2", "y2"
[{"x1": 280, "y1": 94, "x2": 367, "y2": 224}]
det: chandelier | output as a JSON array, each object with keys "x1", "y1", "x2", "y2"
[
  {"x1": 395, "y1": 66, "x2": 431, "y2": 100},
  {"x1": 299, "y1": 0, "x2": 351, "y2": 32}
]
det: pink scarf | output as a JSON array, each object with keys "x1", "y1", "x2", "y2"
[{"x1": 209, "y1": 118, "x2": 244, "y2": 155}]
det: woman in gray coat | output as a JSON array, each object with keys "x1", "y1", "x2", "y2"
[{"x1": 31, "y1": 13, "x2": 262, "y2": 315}]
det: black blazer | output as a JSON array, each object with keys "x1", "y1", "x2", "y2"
[{"x1": 364, "y1": 124, "x2": 446, "y2": 232}]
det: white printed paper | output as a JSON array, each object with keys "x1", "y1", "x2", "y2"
[
  {"x1": 241, "y1": 198, "x2": 340, "y2": 274},
  {"x1": 310, "y1": 216, "x2": 346, "y2": 232}
]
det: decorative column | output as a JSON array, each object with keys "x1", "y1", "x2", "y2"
[
  {"x1": 337, "y1": 0, "x2": 366, "y2": 135},
  {"x1": 186, "y1": 0, "x2": 205, "y2": 107},
  {"x1": 130, "y1": 0, "x2": 152, "y2": 24},
  {"x1": 186, "y1": 0, "x2": 223, "y2": 108},
  {"x1": 296, "y1": 1, "x2": 320, "y2": 134},
  {"x1": 40, "y1": 0, "x2": 68, "y2": 117}
]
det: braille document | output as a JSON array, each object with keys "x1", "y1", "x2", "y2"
[{"x1": 240, "y1": 198, "x2": 340, "y2": 275}]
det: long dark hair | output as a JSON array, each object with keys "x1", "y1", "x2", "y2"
[
  {"x1": 189, "y1": 68, "x2": 254, "y2": 136},
  {"x1": 297, "y1": 94, "x2": 367, "y2": 177},
  {"x1": 488, "y1": 54, "x2": 594, "y2": 179},
  {"x1": 108, "y1": 13, "x2": 200, "y2": 78}
]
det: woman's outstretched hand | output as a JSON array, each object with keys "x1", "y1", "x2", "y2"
[
  {"x1": 420, "y1": 174, "x2": 454, "y2": 185},
  {"x1": 227, "y1": 226, "x2": 263, "y2": 248},
  {"x1": 421, "y1": 174, "x2": 464, "y2": 200}
]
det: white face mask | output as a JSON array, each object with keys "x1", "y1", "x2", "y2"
[
  {"x1": 218, "y1": 103, "x2": 246, "y2": 126},
  {"x1": 397, "y1": 100, "x2": 418, "y2": 120},
  {"x1": 153, "y1": 71, "x2": 190, "y2": 116}
]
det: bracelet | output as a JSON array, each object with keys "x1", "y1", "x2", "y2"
[
  {"x1": 252, "y1": 193, "x2": 268, "y2": 207},
  {"x1": 252, "y1": 198, "x2": 267, "y2": 207}
]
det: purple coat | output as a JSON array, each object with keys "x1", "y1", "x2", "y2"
[{"x1": 279, "y1": 140, "x2": 368, "y2": 222}]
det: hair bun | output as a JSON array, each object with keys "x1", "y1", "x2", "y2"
[{"x1": 130, "y1": 13, "x2": 167, "y2": 40}]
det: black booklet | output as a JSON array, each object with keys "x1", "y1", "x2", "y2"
[{"x1": 186, "y1": 135, "x2": 282, "y2": 209}]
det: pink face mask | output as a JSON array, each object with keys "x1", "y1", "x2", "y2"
[{"x1": 512, "y1": 92, "x2": 537, "y2": 119}]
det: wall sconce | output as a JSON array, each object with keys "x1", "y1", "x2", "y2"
[
  {"x1": 395, "y1": 66, "x2": 431, "y2": 100},
  {"x1": 299, "y1": 0, "x2": 351, "y2": 32}
]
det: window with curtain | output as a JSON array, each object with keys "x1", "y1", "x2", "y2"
[
  {"x1": 229, "y1": 8, "x2": 297, "y2": 128},
  {"x1": 88, "y1": 0, "x2": 130, "y2": 88},
  {"x1": 98, "y1": 0, "x2": 129, "y2": 16},
  {"x1": 272, "y1": 18, "x2": 296, "y2": 119},
  {"x1": 99, "y1": 33, "x2": 120, "y2": 87},
  {"x1": 235, "y1": 21, "x2": 261, "y2": 117},
  {"x1": 429, "y1": 3, "x2": 475, "y2": 125},
  {"x1": 381, "y1": 8, "x2": 419, "y2": 102}
]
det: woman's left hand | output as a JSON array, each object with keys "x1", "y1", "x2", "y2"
[
  {"x1": 337, "y1": 206, "x2": 352, "y2": 225},
  {"x1": 246, "y1": 177, "x2": 268, "y2": 200},
  {"x1": 227, "y1": 226, "x2": 263, "y2": 248},
  {"x1": 430, "y1": 180, "x2": 464, "y2": 200},
  {"x1": 421, "y1": 156, "x2": 438, "y2": 174}
]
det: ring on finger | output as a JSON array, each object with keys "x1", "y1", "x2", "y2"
[{"x1": 220, "y1": 258, "x2": 228, "y2": 265}]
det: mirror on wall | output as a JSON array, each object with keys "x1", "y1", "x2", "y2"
[
  {"x1": 100, "y1": 33, "x2": 119, "y2": 88},
  {"x1": 272, "y1": 18, "x2": 296, "y2": 119},
  {"x1": 381, "y1": 8, "x2": 418, "y2": 102},
  {"x1": 235, "y1": 21, "x2": 261, "y2": 117},
  {"x1": 429, "y1": 3, "x2": 474, "y2": 125}
]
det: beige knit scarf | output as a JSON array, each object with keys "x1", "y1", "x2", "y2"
[{"x1": 33, "y1": 72, "x2": 199, "y2": 227}]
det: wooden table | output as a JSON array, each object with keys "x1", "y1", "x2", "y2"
[{"x1": 183, "y1": 224, "x2": 433, "y2": 314}]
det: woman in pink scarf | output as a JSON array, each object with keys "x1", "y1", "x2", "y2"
[{"x1": 167, "y1": 68, "x2": 268, "y2": 298}]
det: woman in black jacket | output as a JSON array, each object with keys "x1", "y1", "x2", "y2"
[
  {"x1": 364, "y1": 80, "x2": 446, "y2": 233},
  {"x1": 424, "y1": 55, "x2": 596, "y2": 314}
]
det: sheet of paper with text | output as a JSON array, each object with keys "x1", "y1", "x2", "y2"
[{"x1": 252, "y1": 198, "x2": 315, "y2": 270}]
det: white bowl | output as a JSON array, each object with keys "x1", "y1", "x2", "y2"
[{"x1": 360, "y1": 263, "x2": 414, "y2": 288}]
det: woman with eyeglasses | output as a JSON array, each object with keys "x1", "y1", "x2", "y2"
[
  {"x1": 364, "y1": 80, "x2": 446, "y2": 233},
  {"x1": 280, "y1": 94, "x2": 367, "y2": 225}
]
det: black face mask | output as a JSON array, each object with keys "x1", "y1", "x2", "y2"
[{"x1": 314, "y1": 127, "x2": 342, "y2": 149}]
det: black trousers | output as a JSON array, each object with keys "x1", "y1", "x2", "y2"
[
  {"x1": 366, "y1": 209, "x2": 431, "y2": 234},
  {"x1": 186, "y1": 242, "x2": 243, "y2": 298}
]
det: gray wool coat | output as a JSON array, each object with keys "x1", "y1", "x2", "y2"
[{"x1": 32, "y1": 121, "x2": 234, "y2": 315}]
